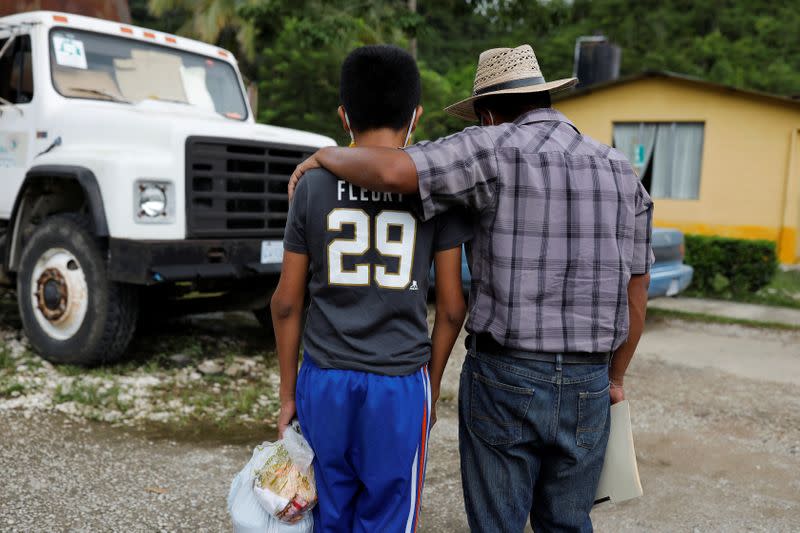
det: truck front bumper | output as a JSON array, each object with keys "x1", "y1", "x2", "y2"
[{"x1": 108, "y1": 238, "x2": 283, "y2": 285}]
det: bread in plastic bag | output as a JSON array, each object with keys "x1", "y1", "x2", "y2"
[
  {"x1": 251, "y1": 421, "x2": 317, "y2": 523},
  {"x1": 227, "y1": 423, "x2": 315, "y2": 532},
  {"x1": 228, "y1": 462, "x2": 313, "y2": 533}
]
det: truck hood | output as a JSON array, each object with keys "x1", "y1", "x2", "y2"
[{"x1": 47, "y1": 99, "x2": 337, "y2": 153}]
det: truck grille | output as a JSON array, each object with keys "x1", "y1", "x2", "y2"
[{"x1": 185, "y1": 137, "x2": 314, "y2": 238}]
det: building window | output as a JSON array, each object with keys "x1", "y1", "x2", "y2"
[
  {"x1": 613, "y1": 122, "x2": 704, "y2": 200},
  {"x1": 0, "y1": 34, "x2": 34, "y2": 105}
]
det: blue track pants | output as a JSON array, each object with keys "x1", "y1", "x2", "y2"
[{"x1": 296, "y1": 354, "x2": 432, "y2": 533}]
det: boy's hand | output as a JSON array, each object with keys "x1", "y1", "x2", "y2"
[
  {"x1": 277, "y1": 399, "x2": 297, "y2": 438},
  {"x1": 289, "y1": 151, "x2": 322, "y2": 200},
  {"x1": 430, "y1": 386, "x2": 440, "y2": 429}
]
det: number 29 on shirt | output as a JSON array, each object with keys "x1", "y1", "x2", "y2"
[{"x1": 327, "y1": 208, "x2": 417, "y2": 290}]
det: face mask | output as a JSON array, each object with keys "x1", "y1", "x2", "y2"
[
  {"x1": 402, "y1": 108, "x2": 417, "y2": 148},
  {"x1": 344, "y1": 112, "x2": 356, "y2": 147},
  {"x1": 344, "y1": 108, "x2": 418, "y2": 148}
]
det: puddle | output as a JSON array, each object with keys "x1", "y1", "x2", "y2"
[{"x1": 134, "y1": 419, "x2": 278, "y2": 447}]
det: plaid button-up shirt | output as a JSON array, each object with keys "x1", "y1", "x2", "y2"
[{"x1": 405, "y1": 108, "x2": 654, "y2": 354}]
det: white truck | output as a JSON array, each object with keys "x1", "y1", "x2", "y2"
[{"x1": 0, "y1": 11, "x2": 335, "y2": 365}]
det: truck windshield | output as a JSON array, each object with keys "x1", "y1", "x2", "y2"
[{"x1": 49, "y1": 28, "x2": 248, "y2": 120}]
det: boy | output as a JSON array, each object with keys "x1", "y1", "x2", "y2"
[{"x1": 270, "y1": 45, "x2": 471, "y2": 532}]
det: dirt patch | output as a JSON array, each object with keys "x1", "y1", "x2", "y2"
[
  {"x1": 3, "y1": 353, "x2": 799, "y2": 532},
  {"x1": 2, "y1": 288, "x2": 800, "y2": 531},
  {"x1": 0, "y1": 410, "x2": 249, "y2": 532},
  {"x1": 421, "y1": 314, "x2": 800, "y2": 532}
]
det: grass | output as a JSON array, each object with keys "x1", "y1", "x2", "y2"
[
  {"x1": 751, "y1": 269, "x2": 800, "y2": 309},
  {"x1": 0, "y1": 346, "x2": 21, "y2": 397},
  {"x1": 53, "y1": 381, "x2": 132, "y2": 413},
  {"x1": 48, "y1": 339, "x2": 281, "y2": 428},
  {"x1": 54, "y1": 319, "x2": 269, "y2": 379},
  {"x1": 154, "y1": 377, "x2": 279, "y2": 430},
  {"x1": 648, "y1": 307, "x2": 800, "y2": 331},
  {"x1": 685, "y1": 269, "x2": 800, "y2": 310},
  {"x1": 0, "y1": 286, "x2": 281, "y2": 430},
  {"x1": 0, "y1": 378, "x2": 25, "y2": 397},
  {"x1": 0, "y1": 345, "x2": 12, "y2": 371}
]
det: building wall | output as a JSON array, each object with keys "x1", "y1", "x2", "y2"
[{"x1": 555, "y1": 77, "x2": 800, "y2": 263}]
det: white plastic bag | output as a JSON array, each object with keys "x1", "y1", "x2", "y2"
[
  {"x1": 227, "y1": 423, "x2": 315, "y2": 533},
  {"x1": 251, "y1": 422, "x2": 317, "y2": 522}
]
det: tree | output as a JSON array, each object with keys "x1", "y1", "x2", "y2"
[
  {"x1": 241, "y1": 0, "x2": 427, "y2": 144},
  {"x1": 146, "y1": 0, "x2": 258, "y2": 60},
  {"x1": 132, "y1": 0, "x2": 800, "y2": 142}
]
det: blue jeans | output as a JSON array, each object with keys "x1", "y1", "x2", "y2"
[{"x1": 459, "y1": 350, "x2": 610, "y2": 533}]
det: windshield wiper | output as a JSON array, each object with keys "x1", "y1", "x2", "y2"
[
  {"x1": 0, "y1": 33, "x2": 15, "y2": 59},
  {"x1": 67, "y1": 87, "x2": 130, "y2": 103}
]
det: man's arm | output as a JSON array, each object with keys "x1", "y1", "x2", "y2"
[
  {"x1": 610, "y1": 164, "x2": 655, "y2": 403},
  {"x1": 429, "y1": 247, "x2": 468, "y2": 427},
  {"x1": 290, "y1": 129, "x2": 499, "y2": 222},
  {"x1": 290, "y1": 147, "x2": 418, "y2": 198},
  {"x1": 609, "y1": 273, "x2": 649, "y2": 404},
  {"x1": 271, "y1": 250, "x2": 310, "y2": 436}
]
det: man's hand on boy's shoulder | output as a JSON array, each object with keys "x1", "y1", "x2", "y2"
[
  {"x1": 277, "y1": 399, "x2": 297, "y2": 438},
  {"x1": 289, "y1": 150, "x2": 323, "y2": 200}
]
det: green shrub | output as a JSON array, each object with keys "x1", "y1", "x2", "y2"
[{"x1": 683, "y1": 235, "x2": 778, "y2": 297}]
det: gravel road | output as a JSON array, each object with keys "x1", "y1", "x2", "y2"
[{"x1": 2, "y1": 312, "x2": 800, "y2": 532}]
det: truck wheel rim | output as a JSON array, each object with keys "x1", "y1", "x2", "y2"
[{"x1": 30, "y1": 248, "x2": 89, "y2": 341}]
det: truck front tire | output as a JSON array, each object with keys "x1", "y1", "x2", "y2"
[{"x1": 16, "y1": 215, "x2": 139, "y2": 365}]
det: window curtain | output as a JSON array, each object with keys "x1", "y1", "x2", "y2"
[
  {"x1": 613, "y1": 123, "x2": 657, "y2": 177},
  {"x1": 652, "y1": 123, "x2": 704, "y2": 199}
]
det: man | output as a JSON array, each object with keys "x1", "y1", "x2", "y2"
[
  {"x1": 289, "y1": 44, "x2": 654, "y2": 532},
  {"x1": 270, "y1": 45, "x2": 472, "y2": 532}
]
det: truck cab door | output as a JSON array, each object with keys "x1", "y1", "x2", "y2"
[{"x1": 0, "y1": 32, "x2": 36, "y2": 220}]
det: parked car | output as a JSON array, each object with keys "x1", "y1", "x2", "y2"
[
  {"x1": 431, "y1": 228, "x2": 693, "y2": 299},
  {"x1": 0, "y1": 11, "x2": 335, "y2": 365},
  {"x1": 647, "y1": 228, "x2": 693, "y2": 298}
]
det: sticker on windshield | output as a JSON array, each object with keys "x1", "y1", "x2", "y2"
[{"x1": 53, "y1": 36, "x2": 88, "y2": 69}]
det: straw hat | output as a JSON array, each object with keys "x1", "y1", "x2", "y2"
[{"x1": 444, "y1": 44, "x2": 577, "y2": 121}]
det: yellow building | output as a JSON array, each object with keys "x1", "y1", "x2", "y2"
[{"x1": 554, "y1": 71, "x2": 800, "y2": 264}]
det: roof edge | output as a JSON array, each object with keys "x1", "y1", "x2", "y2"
[{"x1": 554, "y1": 70, "x2": 800, "y2": 107}]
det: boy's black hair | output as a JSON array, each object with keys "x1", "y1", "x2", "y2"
[
  {"x1": 473, "y1": 91, "x2": 552, "y2": 119},
  {"x1": 340, "y1": 45, "x2": 421, "y2": 132}
]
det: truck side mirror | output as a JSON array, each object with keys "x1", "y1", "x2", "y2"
[{"x1": 247, "y1": 82, "x2": 258, "y2": 119}]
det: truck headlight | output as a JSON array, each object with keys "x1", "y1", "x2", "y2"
[
  {"x1": 135, "y1": 181, "x2": 173, "y2": 222},
  {"x1": 139, "y1": 185, "x2": 166, "y2": 217}
]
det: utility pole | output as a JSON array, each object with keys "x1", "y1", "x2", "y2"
[{"x1": 408, "y1": 0, "x2": 417, "y2": 59}]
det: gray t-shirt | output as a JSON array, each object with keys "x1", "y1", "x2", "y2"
[{"x1": 284, "y1": 168, "x2": 473, "y2": 376}]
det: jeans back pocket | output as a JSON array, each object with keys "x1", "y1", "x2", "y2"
[
  {"x1": 576, "y1": 384, "x2": 610, "y2": 450},
  {"x1": 470, "y1": 372, "x2": 534, "y2": 446}
]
